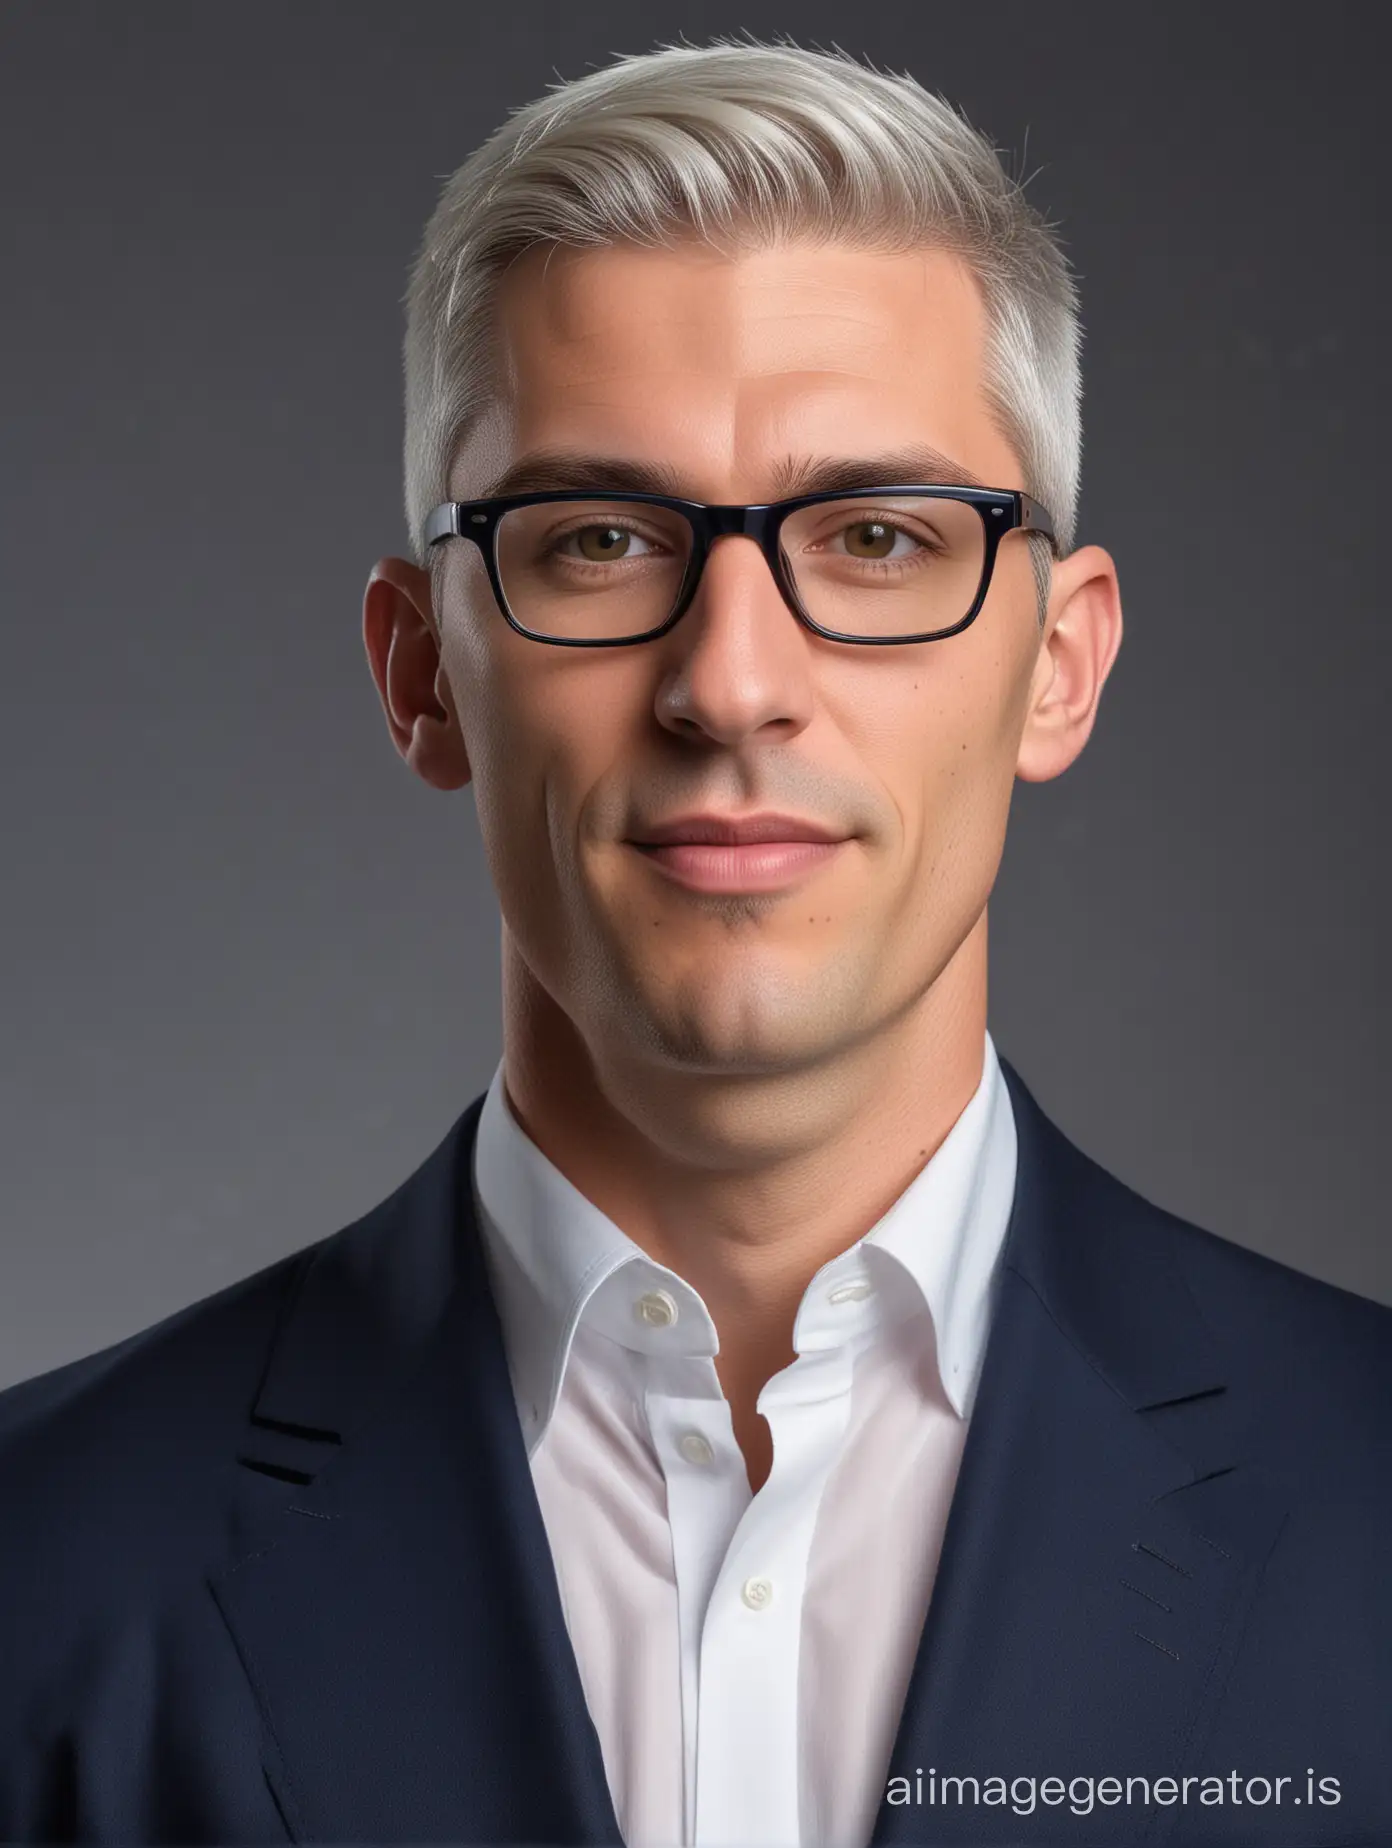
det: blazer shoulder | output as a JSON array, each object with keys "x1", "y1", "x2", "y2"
[
  {"x1": 0, "y1": 1232, "x2": 326, "y2": 1588},
  {"x1": 1008, "y1": 1063, "x2": 1392, "y2": 1419},
  {"x1": 0, "y1": 1103, "x2": 478, "y2": 1574},
  {"x1": 0, "y1": 1099, "x2": 480, "y2": 1748},
  {"x1": 0, "y1": 1239, "x2": 310, "y2": 1449},
  {"x1": 1165, "y1": 1196, "x2": 1392, "y2": 1357},
  {"x1": 1113, "y1": 1166, "x2": 1392, "y2": 1450}
]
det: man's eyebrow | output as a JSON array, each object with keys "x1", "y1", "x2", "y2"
[
  {"x1": 477, "y1": 444, "x2": 988, "y2": 502},
  {"x1": 481, "y1": 452, "x2": 687, "y2": 499},
  {"x1": 767, "y1": 447, "x2": 988, "y2": 497}
]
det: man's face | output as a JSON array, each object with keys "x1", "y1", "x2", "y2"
[{"x1": 429, "y1": 239, "x2": 1082, "y2": 1078}]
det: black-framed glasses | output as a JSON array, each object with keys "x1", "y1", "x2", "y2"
[{"x1": 424, "y1": 484, "x2": 1056, "y2": 647}]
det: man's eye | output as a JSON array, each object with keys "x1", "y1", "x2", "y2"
[
  {"x1": 836, "y1": 520, "x2": 911, "y2": 560},
  {"x1": 562, "y1": 525, "x2": 656, "y2": 562}
]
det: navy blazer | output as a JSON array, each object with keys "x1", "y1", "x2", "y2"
[{"x1": 1, "y1": 1061, "x2": 1390, "y2": 1846}]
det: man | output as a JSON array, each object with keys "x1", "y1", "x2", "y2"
[{"x1": 1, "y1": 36, "x2": 1388, "y2": 1848}]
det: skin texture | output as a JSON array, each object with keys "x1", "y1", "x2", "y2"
[{"x1": 364, "y1": 239, "x2": 1123, "y2": 1493}]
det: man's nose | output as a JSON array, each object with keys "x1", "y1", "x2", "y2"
[{"x1": 682, "y1": 530, "x2": 802, "y2": 633}]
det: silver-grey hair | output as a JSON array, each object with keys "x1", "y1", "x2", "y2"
[{"x1": 402, "y1": 36, "x2": 1082, "y2": 622}]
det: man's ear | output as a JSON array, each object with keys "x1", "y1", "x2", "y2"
[
  {"x1": 362, "y1": 556, "x2": 472, "y2": 791},
  {"x1": 1015, "y1": 542, "x2": 1124, "y2": 783}
]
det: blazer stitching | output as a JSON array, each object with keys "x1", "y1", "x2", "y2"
[
  {"x1": 1133, "y1": 1630, "x2": 1181, "y2": 1661},
  {"x1": 1120, "y1": 1578, "x2": 1174, "y2": 1614},
  {"x1": 1133, "y1": 1539, "x2": 1193, "y2": 1577},
  {"x1": 1194, "y1": 1529, "x2": 1232, "y2": 1559}
]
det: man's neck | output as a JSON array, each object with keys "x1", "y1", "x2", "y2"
[{"x1": 497, "y1": 911, "x2": 991, "y2": 1485}]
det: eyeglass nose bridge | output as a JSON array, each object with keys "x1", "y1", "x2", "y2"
[
  {"x1": 675, "y1": 503, "x2": 800, "y2": 626},
  {"x1": 703, "y1": 503, "x2": 779, "y2": 539}
]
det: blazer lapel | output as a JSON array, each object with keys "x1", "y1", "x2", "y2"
[
  {"x1": 208, "y1": 1098, "x2": 622, "y2": 1846},
  {"x1": 872, "y1": 1061, "x2": 1290, "y2": 1843}
]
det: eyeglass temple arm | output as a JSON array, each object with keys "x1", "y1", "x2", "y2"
[
  {"x1": 424, "y1": 504, "x2": 469, "y2": 547},
  {"x1": 1016, "y1": 492, "x2": 1058, "y2": 553}
]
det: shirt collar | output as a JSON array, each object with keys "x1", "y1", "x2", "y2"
[
  {"x1": 844, "y1": 1034, "x2": 1016, "y2": 1419},
  {"x1": 471, "y1": 1032, "x2": 1016, "y2": 1454}
]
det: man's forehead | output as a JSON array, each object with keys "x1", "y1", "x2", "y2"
[
  {"x1": 454, "y1": 239, "x2": 1008, "y2": 500},
  {"x1": 492, "y1": 238, "x2": 987, "y2": 377}
]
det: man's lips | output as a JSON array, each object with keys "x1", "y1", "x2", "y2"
[
  {"x1": 627, "y1": 810, "x2": 849, "y2": 848},
  {"x1": 628, "y1": 837, "x2": 848, "y2": 893}
]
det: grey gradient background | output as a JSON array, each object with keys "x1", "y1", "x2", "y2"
[{"x1": 2, "y1": 0, "x2": 1388, "y2": 1392}]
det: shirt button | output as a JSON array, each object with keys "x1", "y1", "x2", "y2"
[
  {"x1": 634, "y1": 1288, "x2": 679, "y2": 1328},
  {"x1": 677, "y1": 1430, "x2": 714, "y2": 1466},
  {"x1": 827, "y1": 1279, "x2": 872, "y2": 1305},
  {"x1": 741, "y1": 1576, "x2": 774, "y2": 1611}
]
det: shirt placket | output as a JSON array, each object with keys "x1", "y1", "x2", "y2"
[
  {"x1": 606, "y1": 1255, "x2": 878, "y2": 1848},
  {"x1": 688, "y1": 1339, "x2": 859, "y2": 1847},
  {"x1": 645, "y1": 1374, "x2": 750, "y2": 1843}
]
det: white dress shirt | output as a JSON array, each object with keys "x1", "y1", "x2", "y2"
[{"x1": 470, "y1": 1032, "x2": 1018, "y2": 1848}]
